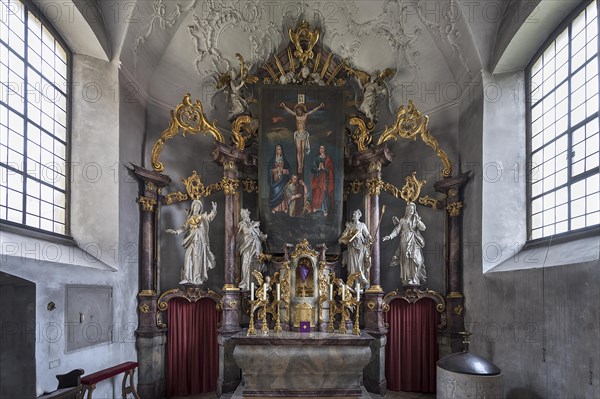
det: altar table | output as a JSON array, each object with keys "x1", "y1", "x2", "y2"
[{"x1": 231, "y1": 330, "x2": 374, "y2": 398}]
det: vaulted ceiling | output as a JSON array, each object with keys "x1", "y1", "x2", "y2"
[{"x1": 119, "y1": 0, "x2": 485, "y2": 115}]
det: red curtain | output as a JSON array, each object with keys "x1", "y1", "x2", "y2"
[
  {"x1": 167, "y1": 298, "x2": 220, "y2": 397},
  {"x1": 384, "y1": 298, "x2": 439, "y2": 393}
]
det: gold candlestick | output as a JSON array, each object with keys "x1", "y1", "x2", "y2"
[
  {"x1": 352, "y1": 300, "x2": 361, "y2": 335},
  {"x1": 339, "y1": 299, "x2": 348, "y2": 334},
  {"x1": 274, "y1": 300, "x2": 283, "y2": 333},
  {"x1": 247, "y1": 299, "x2": 258, "y2": 336},
  {"x1": 327, "y1": 300, "x2": 336, "y2": 333},
  {"x1": 260, "y1": 301, "x2": 270, "y2": 335}
]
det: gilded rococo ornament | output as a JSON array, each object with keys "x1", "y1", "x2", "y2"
[
  {"x1": 400, "y1": 172, "x2": 426, "y2": 203},
  {"x1": 377, "y1": 100, "x2": 452, "y2": 178},
  {"x1": 289, "y1": 21, "x2": 320, "y2": 66},
  {"x1": 151, "y1": 94, "x2": 224, "y2": 172}
]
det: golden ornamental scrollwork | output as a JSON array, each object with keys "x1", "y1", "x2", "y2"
[
  {"x1": 180, "y1": 170, "x2": 224, "y2": 199},
  {"x1": 242, "y1": 179, "x2": 258, "y2": 193},
  {"x1": 228, "y1": 300, "x2": 238, "y2": 309},
  {"x1": 139, "y1": 304, "x2": 150, "y2": 314},
  {"x1": 366, "y1": 301, "x2": 376, "y2": 310},
  {"x1": 400, "y1": 172, "x2": 426, "y2": 203},
  {"x1": 419, "y1": 195, "x2": 439, "y2": 209},
  {"x1": 382, "y1": 182, "x2": 401, "y2": 199},
  {"x1": 349, "y1": 117, "x2": 374, "y2": 151},
  {"x1": 231, "y1": 115, "x2": 253, "y2": 150},
  {"x1": 181, "y1": 171, "x2": 205, "y2": 200},
  {"x1": 454, "y1": 304, "x2": 464, "y2": 315},
  {"x1": 289, "y1": 21, "x2": 320, "y2": 66},
  {"x1": 220, "y1": 177, "x2": 240, "y2": 196},
  {"x1": 446, "y1": 201, "x2": 463, "y2": 217},
  {"x1": 377, "y1": 100, "x2": 452, "y2": 178},
  {"x1": 290, "y1": 239, "x2": 319, "y2": 259},
  {"x1": 365, "y1": 178, "x2": 385, "y2": 196},
  {"x1": 164, "y1": 191, "x2": 188, "y2": 205},
  {"x1": 151, "y1": 94, "x2": 224, "y2": 172},
  {"x1": 138, "y1": 196, "x2": 157, "y2": 212},
  {"x1": 146, "y1": 182, "x2": 156, "y2": 193}
]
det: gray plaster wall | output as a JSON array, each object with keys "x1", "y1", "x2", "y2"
[
  {"x1": 459, "y1": 72, "x2": 600, "y2": 398},
  {"x1": 0, "y1": 59, "x2": 143, "y2": 397}
]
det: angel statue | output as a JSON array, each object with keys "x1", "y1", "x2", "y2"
[
  {"x1": 382, "y1": 202, "x2": 427, "y2": 286},
  {"x1": 348, "y1": 67, "x2": 395, "y2": 123},
  {"x1": 166, "y1": 200, "x2": 217, "y2": 285},
  {"x1": 237, "y1": 209, "x2": 268, "y2": 291},
  {"x1": 339, "y1": 209, "x2": 372, "y2": 287},
  {"x1": 252, "y1": 270, "x2": 277, "y2": 302},
  {"x1": 217, "y1": 53, "x2": 258, "y2": 121}
]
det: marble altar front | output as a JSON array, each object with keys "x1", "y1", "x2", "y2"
[{"x1": 231, "y1": 331, "x2": 374, "y2": 398}]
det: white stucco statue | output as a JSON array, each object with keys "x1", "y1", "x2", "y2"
[
  {"x1": 166, "y1": 200, "x2": 217, "y2": 285},
  {"x1": 357, "y1": 71, "x2": 386, "y2": 122},
  {"x1": 225, "y1": 68, "x2": 248, "y2": 121},
  {"x1": 382, "y1": 202, "x2": 426, "y2": 285},
  {"x1": 339, "y1": 209, "x2": 372, "y2": 287},
  {"x1": 236, "y1": 209, "x2": 268, "y2": 290}
]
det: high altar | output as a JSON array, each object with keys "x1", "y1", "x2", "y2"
[{"x1": 130, "y1": 21, "x2": 470, "y2": 399}]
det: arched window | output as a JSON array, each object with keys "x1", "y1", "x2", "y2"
[
  {"x1": 527, "y1": 0, "x2": 598, "y2": 240},
  {"x1": 0, "y1": 0, "x2": 70, "y2": 236}
]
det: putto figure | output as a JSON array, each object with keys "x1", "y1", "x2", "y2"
[
  {"x1": 339, "y1": 209, "x2": 372, "y2": 287},
  {"x1": 166, "y1": 200, "x2": 217, "y2": 285},
  {"x1": 382, "y1": 202, "x2": 427, "y2": 286},
  {"x1": 280, "y1": 101, "x2": 325, "y2": 175},
  {"x1": 237, "y1": 209, "x2": 268, "y2": 290}
]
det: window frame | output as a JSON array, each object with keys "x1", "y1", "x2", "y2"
[
  {"x1": 525, "y1": 0, "x2": 599, "y2": 245},
  {"x1": 0, "y1": 0, "x2": 72, "y2": 239}
]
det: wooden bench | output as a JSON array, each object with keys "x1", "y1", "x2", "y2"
[
  {"x1": 37, "y1": 369, "x2": 84, "y2": 399},
  {"x1": 81, "y1": 361, "x2": 140, "y2": 399}
]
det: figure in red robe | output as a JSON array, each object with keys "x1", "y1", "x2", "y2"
[{"x1": 310, "y1": 145, "x2": 335, "y2": 217}]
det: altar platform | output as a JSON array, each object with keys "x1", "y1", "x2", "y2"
[{"x1": 231, "y1": 330, "x2": 374, "y2": 398}]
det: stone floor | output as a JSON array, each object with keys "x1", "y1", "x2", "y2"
[{"x1": 172, "y1": 390, "x2": 435, "y2": 398}]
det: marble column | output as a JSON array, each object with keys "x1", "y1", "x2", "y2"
[
  {"x1": 348, "y1": 144, "x2": 392, "y2": 396},
  {"x1": 130, "y1": 164, "x2": 171, "y2": 399},
  {"x1": 434, "y1": 171, "x2": 470, "y2": 352},
  {"x1": 212, "y1": 142, "x2": 250, "y2": 394}
]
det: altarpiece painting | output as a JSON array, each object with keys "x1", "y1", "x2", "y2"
[{"x1": 258, "y1": 86, "x2": 344, "y2": 252}]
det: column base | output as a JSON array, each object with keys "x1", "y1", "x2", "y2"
[
  {"x1": 217, "y1": 333, "x2": 241, "y2": 396},
  {"x1": 135, "y1": 331, "x2": 166, "y2": 399},
  {"x1": 363, "y1": 291, "x2": 387, "y2": 335},
  {"x1": 363, "y1": 334, "x2": 387, "y2": 396}
]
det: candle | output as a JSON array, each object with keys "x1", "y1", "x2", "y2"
[
  {"x1": 263, "y1": 283, "x2": 267, "y2": 300},
  {"x1": 251, "y1": 282, "x2": 254, "y2": 301},
  {"x1": 356, "y1": 282, "x2": 360, "y2": 301},
  {"x1": 277, "y1": 283, "x2": 281, "y2": 301},
  {"x1": 329, "y1": 283, "x2": 333, "y2": 301},
  {"x1": 342, "y1": 286, "x2": 345, "y2": 301}
]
